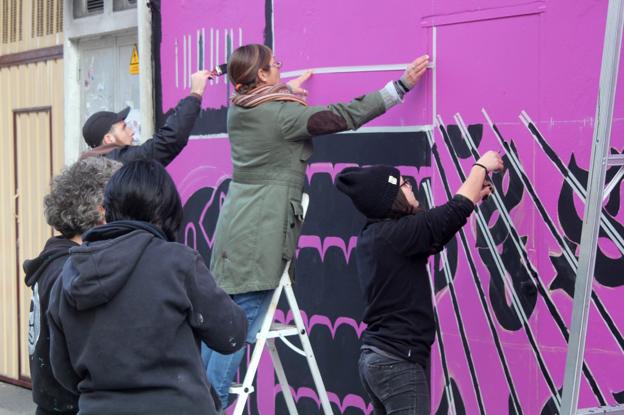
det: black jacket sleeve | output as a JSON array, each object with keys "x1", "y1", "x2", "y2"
[
  {"x1": 185, "y1": 254, "x2": 248, "y2": 354},
  {"x1": 113, "y1": 95, "x2": 201, "y2": 166},
  {"x1": 47, "y1": 278, "x2": 81, "y2": 394},
  {"x1": 384, "y1": 195, "x2": 475, "y2": 257}
]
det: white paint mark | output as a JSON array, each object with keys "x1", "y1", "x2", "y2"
[
  {"x1": 202, "y1": 28, "x2": 206, "y2": 71},
  {"x1": 174, "y1": 39, "x2": 179, "y2": 88},
  {"x1": 188, "y1": 34, "x2": 192, "y2": 88},
  {"x1": 432, "y1": 26, "x2": 437, "y2": 127},
  {"x1": 183, "y1": 35, "x2": 187, "y2": 89},
  {"x1": 215, "y1": 29, "x2": 220, "y2": 84},
  {"x1": 210, "y1": 28, "x2": 214, "y2": 85},
  {"x1": 280, "y1": 63, "x2": 431, "y2": 79}
]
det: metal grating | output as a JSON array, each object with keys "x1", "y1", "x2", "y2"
[
  {"x1": 87, "y1": 0, "x2": 104, "y2": 13},
  {"x1": 55, "y1": 0, "x2": 63, "y2": 33},
  {"x1": 30, "y1": 0, "x2": 62, "y2": 38},
  {"x1": 73, "y1": 0, "x2": 104, "y2": 19},
  {"x1": 1, "y1": 0, "x2": 22, "y2": 44},
  {"x1": 113, "y1": 0, "x2": 137, "y2": 12}
]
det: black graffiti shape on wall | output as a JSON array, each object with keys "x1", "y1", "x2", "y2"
[
  {"x1": 439, "y1": 121, "x2": 563, "y2": 406},
  {"x1": 445, "y1": 124, "x2": 538, "y2": 326},
  {"x1": 446, "y1": 124, "x2": 483, "y2": 159},
  {"x1": 475, "y1": 159, "x2": 524, "y2": 245},
  {"x1": 434, "y1": 378, "x2": 466, "y2": 415},
  {"x1": 539, "y1": 388, "x2": 562, "y2": 415},
  {"x1": 429, "y1": 133, "x2": 523, "y2": 414},
  {"x1": 177, "y1": 179, "x2": 231, "y2": 265},
  {"x1": 557, "y1": 153, "x2": 624, "y2": 288},
  {"x1": 477, "y1": 234, "x2": 537, "y2": 330},
  {"x1": 484, "y1": 124, "x2": 608, "y2": 405}
]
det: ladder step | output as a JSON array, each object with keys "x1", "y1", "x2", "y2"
[
  {"x1": 607, "y1": 154, "x2": 624, "y2": 166},
  {"x1": 229, "y1": 383, "x2": 254, "y2": 395},
  {"x1": 260, "y1": 323, "x2": 301, "y2": 339}
]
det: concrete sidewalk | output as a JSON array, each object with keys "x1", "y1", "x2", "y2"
[{"x1": 0, "y1": 382, "x2": 35, "y2": 415}]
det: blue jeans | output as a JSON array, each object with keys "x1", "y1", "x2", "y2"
[
  {"x1": 358, "y1": 349, "x2": 430, "y2": 415},
  {"x1": 202, "y1": 289, "x2": 274, "y2": 409}
]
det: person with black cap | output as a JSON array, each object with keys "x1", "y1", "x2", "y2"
[
  {"x1": 335, "y1": 151, "x2": 503, "y2": 415},
  {"x1": 80, "y1": 70, "x2": 212, "y2": 166}
]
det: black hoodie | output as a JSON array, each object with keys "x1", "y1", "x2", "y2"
[
  {"x1": 24, "y1": 236, "x2": 79, "y2": 415},
  {"x1": 356, "y1": 195, "x2": 475, "y2": 367},
  {"x1": 47, "y1": 221, "x2": 247, "y2": 415}
]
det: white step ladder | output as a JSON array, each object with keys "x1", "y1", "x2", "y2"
[
  {"x1": 560, "y1": 1, "x2": 624, "y2": 414},
  {"x1": 229, "y1": 193, "x2": 334, "y2": 415}
]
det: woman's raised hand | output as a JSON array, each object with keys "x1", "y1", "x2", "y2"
[
  {"x1": 476, "y1": 151, "x2": 505, "y2": 172},
  {"x1": 400, "y1": 55, "x2": 430, "y2": 90},
  {"x1": 287, "y1": 70, "x2": 313, "y2": 96}
]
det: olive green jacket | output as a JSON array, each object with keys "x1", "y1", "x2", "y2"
[{"x1": 211, "y1": 83, "x2": 402, "y2": 294}]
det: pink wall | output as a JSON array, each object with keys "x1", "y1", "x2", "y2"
[{"x1": 160, "y1": 0, "x2": 624, "y2": 413}]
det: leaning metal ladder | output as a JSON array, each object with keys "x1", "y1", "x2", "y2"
[
  {"x1": 560, "y1": 1, "x2": 624, "y2": 414},
  {"x1": 229, "y1": 193, "x2": 334, "y2": 415}
]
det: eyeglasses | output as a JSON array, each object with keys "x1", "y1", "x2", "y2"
[{"x1": 400, "y1": 177, "x2": 415, "y2": 189}]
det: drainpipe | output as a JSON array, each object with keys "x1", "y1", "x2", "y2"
[{"x1": 138, "y1": 0, "x2": 155, "y2": 140}]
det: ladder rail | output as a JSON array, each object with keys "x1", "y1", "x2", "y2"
[
  {"x1": 282, "y1": 278, "x2": 334, "y2": 415},
  {"x1": 230, "y1": 191, "x2": 334, "y2": 415},
  {"x1": 231, "y1": 280, "x2": 286, "y2": 415},
  {"x1": 267, "y1": 338, "x2": 299, "y2": 415},
  {"x1": 560, "y1": 1, "x2": 624, "y2": 413}
]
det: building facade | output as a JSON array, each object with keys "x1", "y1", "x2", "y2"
[{"x1": 0, "y1": 0, "x2": 64, "y2": 387}]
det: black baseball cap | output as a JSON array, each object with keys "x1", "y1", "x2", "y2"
[{"x1": 82, "y1": 107, "x2": 130, "y2": 148}]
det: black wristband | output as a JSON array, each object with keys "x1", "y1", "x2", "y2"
[
  {"x1": 392, "y1": 81, "x2": 407, "y2": 99},
  {"x1": 397, "y1": 78, "x2": 410, "y2": 93},
  {"x1": 473, "y1": 162, "x2": 488, "y2": 173}
]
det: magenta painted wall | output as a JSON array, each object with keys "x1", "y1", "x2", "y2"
[{"x1": 159, "y1": 1, "x2": 624, "y2": 413}]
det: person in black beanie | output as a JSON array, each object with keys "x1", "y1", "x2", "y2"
[{"x1": 335, "y1": 151, "x2": 503, "y2": 415}]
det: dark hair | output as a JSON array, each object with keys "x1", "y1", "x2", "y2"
[
  {"x1": 227, "y1": 44, "x2": 273, "y2": 93},
  {"x1": 104, "y1": 160, "x2": 182, "y2": 241},
  {"x1": 44, "y1": 157, "x2": 121, "y2": 238},
  {"x1": 387, "y1": 190, "x2": 417, "y2": 219}
]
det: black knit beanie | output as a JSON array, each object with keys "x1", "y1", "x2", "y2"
[{"x1": 335, "y1": 165, "x2": 401, "y2": 219}]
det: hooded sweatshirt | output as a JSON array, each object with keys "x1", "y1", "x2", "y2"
[
  {"x1": 24, "y1": 236, "x2": 79, "y2": 415},
  {"x1": 47, "y1": 220, "x2": 247, "y2": 415}
]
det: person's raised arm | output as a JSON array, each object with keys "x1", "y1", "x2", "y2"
[
  {"x1": 127, "y1": 70, "x2": 211, "y2": 166},
  {"x1": 388, "y1": 151, "x2": 504, "y2": 257},
  {"x1": 456, "y1": 151, "x2": 504, "y2": 204},
  {"x1": 279, "y1": 55, "x2": 430, "y2": 141}
]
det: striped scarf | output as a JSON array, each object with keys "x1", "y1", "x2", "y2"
[{"x1": 231, "y1": 83, "x2": 307, "y2": 108}]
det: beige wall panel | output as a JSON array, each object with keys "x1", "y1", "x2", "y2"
[
  {"x1": 15, "y1": 110, "x2": 53, "y2": 379},
  {"x1": 0, "y1": 56, "x2": 64, "y2": 382},
  {"x1": 0, "y1": 66, "x2": 18, "y2": 379}
]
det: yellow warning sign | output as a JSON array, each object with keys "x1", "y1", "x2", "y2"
[{"x1": 129, "y1": 44, "x2": 139, "y2": 75}]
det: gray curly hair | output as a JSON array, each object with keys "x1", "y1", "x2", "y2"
[{"x1": 44, "y1": 157, "x2": 122, "y2": 238}]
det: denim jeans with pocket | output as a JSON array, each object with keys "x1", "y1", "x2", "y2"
[{"x1": 358, "y1": 348, "x2": 430, "y2": 415}]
